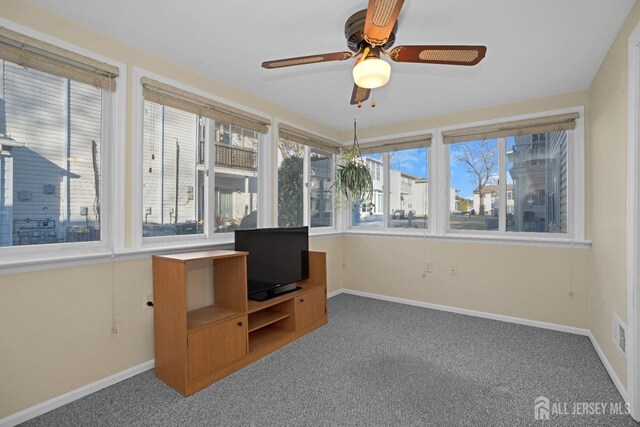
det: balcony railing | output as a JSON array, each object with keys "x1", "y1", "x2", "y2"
[{"x1": 214, "y1": 144, "x2": 257, "y2": 171}]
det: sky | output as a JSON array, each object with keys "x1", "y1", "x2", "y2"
[{"x1": 363, "y1": 143, "x2": 498, "y2": 200}]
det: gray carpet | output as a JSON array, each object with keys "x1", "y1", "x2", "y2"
[{"x1": 23, "y1": 294, "x2": 638, "y2": 426}]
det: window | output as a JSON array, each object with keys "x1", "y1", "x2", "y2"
[
  {"x1": 352, "y1": 153, "x2": 384, "y2": 228},
  {"x1": 214, "y1": 122, "x2": 259, "y2": 233},
  {"x1": 309, "y1": 148, "x2": 333, "y2": 227},
  {"x1": 350, "y1": 133, "x2": 431, "y2": 230},
  {"x1": 0, "y1": 27, "x2": 118, "y2": 249},
  {"x1": 506, "y1": 132, "x2": 567, "y2": 233},
  {"x1": 449, "y1": 139, "x2": 499, "y2": 231},
  {"x1": 140, "y1": 77, "x2": 270, "y2": 241},
  {"x1": 277, "y1": 124, "x2": 339, "y2": 230},
  {"x1": 142, "y1": 102, "x2": 203, "y2": 237},
  {"x1": 389, "y1": 147, "x2": 428, "y2": 229},
  {"x1": 277, "y1": 138, "x2": 304, "y2": 227},
  {"x1": 443, "y1": 112, "x2": 579, "y2": 235}
]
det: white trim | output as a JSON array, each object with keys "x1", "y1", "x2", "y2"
[
  {"x1": 342, "y1": 288, "x2": 589, "y2": 336},
  {"x1": 0, "y1": 360, "x2": 155, "y2": 427},
  {"x1": 109, "y1": 64, "x2": 127, "y2": 252},
  {"x1": 273, "y1": 117, "x2": 339, "y2": 231},
  {"x1": 0, "y1": 232, "x2": 342, "y2": 276},
  {"x1": 589, "y1": 332, "x2": 629, "y2": 403},
  {"x1": 627, "y1": 21, "x2": 640, "y2": 422},
  {"x1": 498, "y1": 137, "x2": 507, "y2": 232},
  {"x1": 440, "y1": 106, "x2": 586, "y2": 243},
  {"x1": 0, "y1": 18, "x2": 127, "y2": 265},
  {"x1": 343, "y1": 229, "x2": 591, "y2": 249},
  {"x1": 131, "y1": 67, "x2": 272, "y2": 249},
  {"x1": 327, "y1": 289, "x2": 344, "y2": 298}
]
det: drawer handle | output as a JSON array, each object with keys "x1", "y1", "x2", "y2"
[
  {"x1": 237, "y1": 321, "x2": 243, "y2": 327},
  {"x1": 300, "y1": 298, "x2": 304, "y2": 303}
]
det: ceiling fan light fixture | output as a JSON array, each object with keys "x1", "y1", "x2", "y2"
[{"x1": 352, "y1": 56, "x2": 391, "y2": 89}]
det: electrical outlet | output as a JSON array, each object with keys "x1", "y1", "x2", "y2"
[
  {"x1": 422, "y1": 262, "x2": 432, "y2": 278},
  {"x1": 143, "y1": 291, "x2": 154, "y2": 311},
  {"x1": 449, "y1": 264, "x2": 458, "y2": 276}
]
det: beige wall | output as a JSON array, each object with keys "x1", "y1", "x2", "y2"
[
  {"x1": 0, "y1": 259, "x2": 154, "y2": 418},
  {"x1": 339, "y1": 91, "x2": 588, "y2": 141},
  {"x1": 586, "y1": 0, "x2": 640, "y2": 391},
  {"x1": 344, "y1": 236, "x2": 588, "y2": 328}
]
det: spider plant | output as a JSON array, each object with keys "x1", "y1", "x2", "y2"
[{"x1": 332, "y1": 120, "x2": 373, "y2": 209}]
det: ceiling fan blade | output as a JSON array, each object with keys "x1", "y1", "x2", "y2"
[
  {"x1": 262, "y1": 52, "x2": 353, "y2": 69},
  {"x1": 350, "y1": 84, "x2": 371, "y2": 105},
  {"x1": 364, "y1": 0, "x2": 405, "y2": 47},
  {"x1": 389, "y1": 45, "x2": 487, "y2": 66}
]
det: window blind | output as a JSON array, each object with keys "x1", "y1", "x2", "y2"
[
  {"x1": 141, "y1": 77, "x2": 271, "y2": 134},
  {"x1": 0, "y1": 27, "x2": 119, "y2": 91},
  {"x1": 442, "y1": 112, "x2": 579, "y2": 144},
  {"x1": 278, "y1": 123, "x2": 341, "y2": 154},
  {"x1": 358, "y1": 133, "x2": 432, "y2": 154}
]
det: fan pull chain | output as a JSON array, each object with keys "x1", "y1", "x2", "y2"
[{"x1": 371, "y1": 90, "x2": 376, "y2": 108}]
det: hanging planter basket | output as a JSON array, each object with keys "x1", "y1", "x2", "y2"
[{"x1": 333, "y1": 120, "x2": 373, "y2": 208}]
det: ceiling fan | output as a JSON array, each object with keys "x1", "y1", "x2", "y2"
[{"x1": 261, "y1": 0, "x2": 487, "y2": 107}]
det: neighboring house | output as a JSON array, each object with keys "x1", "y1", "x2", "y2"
[
  {"x1": 507, "y1": 132, "x2": 567, "y2": 232},
  {"x1": 142, "y1": 109, "x2": 259, "y2": 236},
  {"x1": 472, "y1": 184, "x2": 515, "y2": 215},
  {"x1": 212, "y1": 123, "x2": 259, "y2": 231},
  {"x1": 363, "y1": 156, "x2": 428, "y2": 218},
  {"x1": 450, "y1": 188, "x2": 458, "y2": 212},
  {"x1": 1, "y1": 61, "x2": 102, "y2": 246}
]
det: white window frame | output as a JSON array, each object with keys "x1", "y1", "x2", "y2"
[
  {"x1": 346, "y1": 129, "x2": 434, "y2": 236},
  {"x1": 343, "y1": 109, "x2": 586, "y2": 248},
  {"x1": 132, "y1": 68, "x2": 272, "y2": 249},
  {"x1": 440, "y1": 106, "x2": 585, "y2": 244},
  {"x1": 0, "y1": 19, "x2": 126, "y2": 268},
  {"x1": 274, "y1": 119, "x2": 337, "y2": 234}
]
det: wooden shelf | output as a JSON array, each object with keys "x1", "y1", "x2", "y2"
[
  {"x1": 248, "y1": 309, "x2": 291, "y2": 333},
  {"x1": 249, "y1": 325, "x2": 291, "y2": 353},
  {"x1": 155, "y1": 250, "x2": 248, "y2": 263},
  {"x1": 247, "y1": 282, "x2": 324, "y2": 314},
  {"x1": 187, "y1": 304, "x2": 243, "y2": 333},
  {"x1": 153, "y1": 250, "x2": 326, "y2": 396}
]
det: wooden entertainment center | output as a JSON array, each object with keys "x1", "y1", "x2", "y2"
[{"x1": 152, "y1": 250, "x2": 327, "y2": 396}]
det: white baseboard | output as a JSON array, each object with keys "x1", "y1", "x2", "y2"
[
  {"x1": 327, "y1": 289, "x2": 344, "y2": 298},
  {"x1": 588, "y1": 332, "x2": 628, "y2": 402},
  {"x1": 341, "y1": 289, "x2": 590, "y2": 336},
  {"x1": 0, "y1": 359, "x2": 155, "y2": 427}
]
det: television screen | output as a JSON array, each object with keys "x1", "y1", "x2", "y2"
[{"x1": 234, "y1": 226, "x2": 309, "y2": 298}]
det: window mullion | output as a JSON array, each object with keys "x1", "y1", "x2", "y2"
[
  {"x1": 303, "y1": 145, "x2": 310, "y2": 226},
  {"x1": 498, "y1": 137, "x2": 507, "y2": 232},
  {"x1": 205, "y1": 119, "x2": 216, "y2": 238},
  {"x1": 383, "y1": 152, "x2": 390, "y2": 228}
]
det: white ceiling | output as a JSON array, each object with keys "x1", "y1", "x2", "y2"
[{"x1": 29, "y1": 0, "x2": 635, "y2": 131}]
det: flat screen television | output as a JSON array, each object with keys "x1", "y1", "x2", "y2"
[{"x1": 234, "y1": 226, "x2": 309, "y2": 301}]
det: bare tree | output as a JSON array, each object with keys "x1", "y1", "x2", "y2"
[{"x1": 453, "y1": 140, "x2": 497, "y2": 215}]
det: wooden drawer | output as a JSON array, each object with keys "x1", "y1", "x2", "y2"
[
  {"x1": 187, "y1": 316, "x2": 247, "y2": 380},
  {"x1": 294, "y1": 288, "x2": 325, "y2": 330}
]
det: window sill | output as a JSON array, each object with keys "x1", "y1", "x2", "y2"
[
  {"x1": 309, "y1": 228, "x2": 341, "y2": 238},
  {"x1": 0, "y1": 241, "x2": 113, "y2": 274},
  {"x1": 344, "y1": 228, "x2": 591, "y2": 249}
]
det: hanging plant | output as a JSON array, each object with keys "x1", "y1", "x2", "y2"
[{"x1": 333, "y1": 120, "x2": 373, "y2": 210}]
